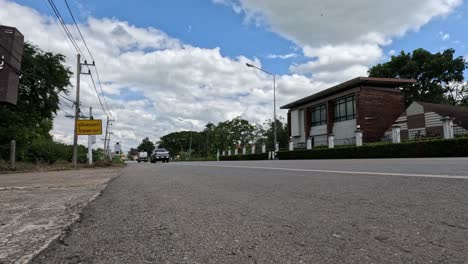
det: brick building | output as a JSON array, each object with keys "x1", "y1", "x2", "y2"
[
  {"x1": 281, "y1": 77, "x2": 416, "y2": 147},
  {"x1": 385, "y1": 101, "x2": 468, "y2": 140}
]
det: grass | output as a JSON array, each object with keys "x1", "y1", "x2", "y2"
[{"x1": 0, "y1": 159, "x2": 125, "y2": 174}]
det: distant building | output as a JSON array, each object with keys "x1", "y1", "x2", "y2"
[
  {"x1": 281, "y1": 77, "x2": 416, "y2": 147},
  {"x1": 386, "y1": 101, "x2": 468, "y2": 140},
  {"x1": 128, "y1": 148, "x2": 139, "y2": 160}
]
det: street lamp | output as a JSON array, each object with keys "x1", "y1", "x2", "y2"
[
  {"x1": 178, "y1": 118, "x2": 193, "y2": 159},
  {"x1": 246, "y1": 63, "x2": 277, "y2": 154}
]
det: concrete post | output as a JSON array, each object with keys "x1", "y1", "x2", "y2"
[
  {"x1": 355, "y1": 129, "x2": 363, "y2": 147},
  {"x1": 306, "y1": 138, "x2": 312, "y2": 150},
  {"x1": 289, "y1": 141, "x2": 294, "y2": 151},
  {"x1": 392, "y1": 125, "x2": 401, "y2": 144},
  {"x1": 10, "y1": 140, "x2": 15, "y2": 169},
  {"x1": 262, "y1": 144, "x2": 266, "y2": 153},
  {"x1": 217, "y1": 150, "x2": 220, "y2": 161},
  {"x1": 441, "y1": 116, "x2": 454, "y2": 139},
  {"x1": 251, "y1": 145, "x2": 256, "y2": 154},
  {"x1": 275, "y1": 143, "x2": 279, "y2": 152},
  {"x1": 222, "y1": 150, "x2": 225, "y2": 156},
  {"x1": 228, "y1": 149, "x2": 231, "y2": 156},
  {"x1": 234, "y1": 148, "x2": 238, "y2": 155},
  {"x1": 328, "y1": 134, "x2": 335, "y2": 149},
  {"x1": 242, "y1": 147, "x2": 246, "y2": 155}
]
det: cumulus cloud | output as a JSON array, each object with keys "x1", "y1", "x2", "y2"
[
  {"x1": 216, "y1": 0, "x2": 462, "y2": 80},
  {"x1": 0, "y1": 0, "x2": 314, "y2": 151},
  {"x1": 0, "y1": 0, "x2": 463, "y2": 152}
]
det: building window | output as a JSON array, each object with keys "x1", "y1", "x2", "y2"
[
  {"x1": 334, "y1": 95, "x2": 355, "y2": 122},
  {"x1": 312, "y1": 104, "x2": 327, "y2": 126}
]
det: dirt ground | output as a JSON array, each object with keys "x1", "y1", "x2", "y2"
[{"x1": 0, "y1": 168, "x2": 122, "y2": 264}]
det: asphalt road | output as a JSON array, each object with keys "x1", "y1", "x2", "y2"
[{"x1": 33, "y1": 159, "x2": 468, "y2": 264}]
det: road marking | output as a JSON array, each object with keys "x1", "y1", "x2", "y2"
[{"x1": 173, "y1": 163, "x2": 468, "y2": 180}]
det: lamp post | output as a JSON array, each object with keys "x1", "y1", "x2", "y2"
[
  {"x1": 246, "y1": 63, "x2": 277, "y2": 154},
  {"x1": 178, "y1": 118, "x2": 193, "y2": 159}
]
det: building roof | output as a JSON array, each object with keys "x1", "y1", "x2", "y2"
[
  {"x1": 417, "y1": 101, "x2": 468, "y2": 129},
  {"x1": 280, "y1": 76, "x2": 416, "y2": 109}
]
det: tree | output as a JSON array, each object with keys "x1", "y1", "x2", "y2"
[
  {"x1": 258, "y1": 117, "x2": 289, "y2": 150},
  {"x1": 368, "y1": 48, "x2": 467, "y2": 105},
  {"x1": 137, "y1": 137, "x2": 156, "y2": 154},
  {"x1": 0, "y1": 43, "x2": 72, "y2": 160}
]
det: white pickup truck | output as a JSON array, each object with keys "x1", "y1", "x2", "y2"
[
  {"x1": 151, "y1": 148, "x2": 170, "y2": 163},
  {"x1": 137, "y1": 152, "x2": 148, "y2": 163}
]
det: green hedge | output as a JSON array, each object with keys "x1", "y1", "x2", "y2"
[
  {"x1": 277, "y1": 137, "x2": 468, "y2": 160},
  {"x1": 25, "y1": 138, "x2": 88, "y2": 164},
  {"x1": 220, "y1": 153, "x2": 269, "y2": 161}
]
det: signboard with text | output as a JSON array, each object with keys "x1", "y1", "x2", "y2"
[{"x1": 77, "y1": 119, "x2": 102, "y2": 135}]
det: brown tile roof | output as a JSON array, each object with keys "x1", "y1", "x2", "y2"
[
  {"x1": 280, "y1": 77, "x2": 415, "y2": 109},
  {"x1": 417, "y1": 101, "x2": 468, "y2": 129}
]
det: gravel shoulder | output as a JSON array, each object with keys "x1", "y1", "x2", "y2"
[{"x1": 0, "y1": 168, "x2": 122, "y2": 264}]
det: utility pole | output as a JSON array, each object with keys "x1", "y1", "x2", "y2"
[
  {"x1": 87, "y1": 106, "x2": 93, "y2": 165},
  {"x1": 103, "y1": 116, "x2": 109, "y2": 160},
  {"x1": 107, "y1": 129, "x2": 113, "y2": 160},
  {"x1": 72, "y1": 54, "x2": 81, "y2": 168},
  {"x1": 72, "y1": 55, "x2": 94, "y2": 168}
]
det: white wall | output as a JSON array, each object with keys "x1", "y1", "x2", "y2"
[
  {"x1": 291, "y1": 110, "x2": 300, "y2": 137},
  {"x1": 311, "y1": 124, "x2": 327, "y2": 136},
  {"x1": 313, "y1": 135, "x2": 328, "y2": 146},
  {"x1": 407, "y1": 102, "x2": 424, "y2": 116},
  {"x1": 298, "y1": 109, "x2": 305, "y2": 142},
  {"x1": 425, "y1": 112, "x2": 443, "y2": 127},
  {"x1": 333, "y1": 119, "x2": 356, "y2": 140}
]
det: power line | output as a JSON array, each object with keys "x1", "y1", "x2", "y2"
[
  {"x1": 64, "y1": 0, "x2": 93, "y2": 61},
  {"x1": 89, "y1": 72, "x2": 108, "y2": 116},
  {"x1": 62, "y1": 0, "x2": 112, "y2": 118},
  {"x1": 46, "y1": 0, "x2": 87, "y2": 61}
]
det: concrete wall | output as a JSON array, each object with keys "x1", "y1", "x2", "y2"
[
  {"x1": 333, "y1": 119, "x2": 357, "y2": 141},
  {"x1": 311, "y1": 124, "x2": 327, "y2": 136},
  {"x1": 291, "y1": 110, "x2": 300, "y2": 137}
]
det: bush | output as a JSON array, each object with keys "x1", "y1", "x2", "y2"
[
  {"x1": 220, "y1": 153, "x2": 269, "y2": 161},
  {"x1": 277, "y1": 137, "x2": 468, "y2": 160},
  {"x1": 25, "y1": 138, "x2": 88, "y2": 164}
]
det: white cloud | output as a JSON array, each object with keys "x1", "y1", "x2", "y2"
[
  {"x1": 0, "y1": 0, "x2": 315, "y2": 152},
  {"x1": 0, "y1": 0, "x2": 463, "y2": 152},
  {"x1": 388, "y1": 50, "x2": 396, "y2": 56},
  {"x1": 216, "y1": 0, "x2": 462, "y2": 80},
  {"x1": 439, "y1": 31, "x2": 451, "y2": 41},
  {"x1": 267, "y1": 53, "x2": 297, "y2": 59}
]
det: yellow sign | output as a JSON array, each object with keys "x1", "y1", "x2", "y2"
[{"x1": 77, "y1": 119, "x2": 102, "y2": 135}]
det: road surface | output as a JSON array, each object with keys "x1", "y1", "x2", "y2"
[{"x1": 33, "y1": 159, "x2": 468, "y2": 263}]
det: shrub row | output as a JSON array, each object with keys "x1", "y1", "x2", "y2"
[
  {"x1": 220, "y1": 153, "x2": 269, "y2": 161},
  {"x1": 277, "y1": 137, "x2": 468, "y2": 160},
  {"x1": 24, "y1": 138, "x2": 88, "y2": 164}
]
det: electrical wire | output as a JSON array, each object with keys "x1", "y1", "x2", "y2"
[
  {"x1": 47, "y1": 0, "x2": 87, "y2": 61},
  {"x1": 89, "y1": 72, "x2": 109, "y2": 116},
  {"x1": 63, "y1": 0, "x2": 112, "y2": 118}
]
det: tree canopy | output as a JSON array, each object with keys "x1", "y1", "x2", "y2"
[
  {"x1": 368, "y1": 48, "x2": 467, "y2": 106},
  {"x1": 137, "y1": 137, "x2": 156, "y2": 154},
  {"x1": 0, "y1": 43, "x2": 72, "y2": 160},
  {"x1": 157, "y1": 116, "x2": 288, "y2": 159}
]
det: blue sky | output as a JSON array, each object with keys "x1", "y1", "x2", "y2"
[{"x1": 2, "y1": 0, "x2": 467, "y2": 149}]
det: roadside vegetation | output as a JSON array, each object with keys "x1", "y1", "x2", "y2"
[
  {"x1": 0, "y1": 43, "x2": 121, "y2": 171},
  {"x1": 135, "y1": 117, "x2": 289, "y2": 161}
]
